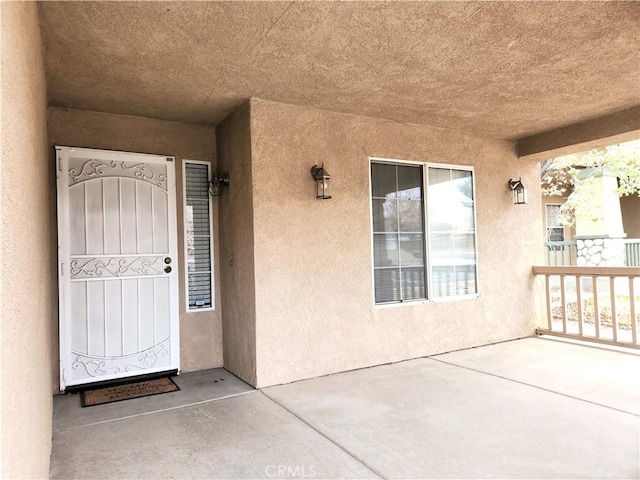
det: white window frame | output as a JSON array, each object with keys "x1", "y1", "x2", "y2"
[
  {"x1": 182, "y1": 159, "x2": 215, "y2": 312},
  {"x1": 369, "y1": 157, "x2": 479, "y2": 307},
  {"x1": 545, "y1": 203, "x2": 565, "y2": 242},
  {"x1": 426, "y1": 162, "x2": 479, "y2": 302}
]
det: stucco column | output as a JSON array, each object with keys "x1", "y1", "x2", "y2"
[{"x1": 575, "y1": 168, "x2": 626, "y2": 267}]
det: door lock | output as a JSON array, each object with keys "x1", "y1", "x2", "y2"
[
  {"x1": 164, "y1": 257, "x2": 172, "y2": 264},
  {"x1": 164, "y1": 266, "x2": 172, "y2": 274}
]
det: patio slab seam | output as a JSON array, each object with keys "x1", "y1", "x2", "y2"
[
  {"x1": 52, "y1": 389, "x2": 256, "y2": 433},
  {"x1": 259, "y1": 390, "x2": 386, "y2": 480},
  {"x1": 428, "y1": 357, "x2": 640, "y2": 417}
]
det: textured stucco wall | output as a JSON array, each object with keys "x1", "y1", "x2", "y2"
[
  {"x1": 39, "y1": 2, "x2": 640, "y2": 141},
  {"x1": 47, "y1": 108, "x2": 222, "y2": 387},
  {"x1": 0, "y1": 2, "x2": 54, "y2": 477},
  {"x1": 216, "y1": 103, "x2": 257, "y2": 385},
  {"x1": 248, "y1": 98, "x2": 543, "y2": 387}
]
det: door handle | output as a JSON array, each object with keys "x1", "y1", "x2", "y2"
[{"x1": 164, "y1": 266, "x2": 172, "y2": 274}]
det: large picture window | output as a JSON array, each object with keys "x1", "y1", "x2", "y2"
[
  {"x1": 370, "y1": 159, "x2": 477, "y2": 304},
  {"x1": 183, "y1": 161, "x2": 214, "y2": 311}
]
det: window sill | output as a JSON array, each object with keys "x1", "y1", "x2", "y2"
[
  {"x1": 374, "y1": 293, "x2": 479, "y2": 308},
  {"x1": 185, "y1": 307, "x2": 215, "y2": 314}
]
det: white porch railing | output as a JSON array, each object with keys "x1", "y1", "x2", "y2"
[
  {"x1": 544, "y1": 241, "x2": 578, "y2": 266},
  {"x1": 533, "y1": 266, "x2": 640, "y2": 349},
  {"x1": 625, "y1": 239, "x2": 640, "y2": 267},
  {"x1": 544, "y1": 238, "x2": 640, "y2": 267}
]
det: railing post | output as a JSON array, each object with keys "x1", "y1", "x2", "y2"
[
  {"x1": 560, "y1": 275, "x2": 567, "y2": 333},
  {"x1": 593, "y1": 276, "x2": 600, "y2": 339},
  {"x1": 545, "y1": 275, "x2": 552, "y2": 331},
  {"x1": 570, "y1": 243, "x2": 575, "y2": 266},
  {"x1": 576, "y1": 275, "x2": 583, "y2": 336},
  {"x1": 533, "y1": 266, "x2": 640, "y2": 349},
  {"x1": 630, "y1": 277, "x2": 637, "y2": 345},
  {"x1": 622, "y1": 238, "x2": 640, "y2": 266},
  {"x1": 609, "y1": 277, "x2": 618, "y2": 342}
]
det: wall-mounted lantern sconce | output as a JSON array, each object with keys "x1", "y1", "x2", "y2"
[
  {"x1": 209, "y1": 172, "x2": 230, "y2": 197},
  {"x1": 311, "y1": 164, "x2": 332, "y2": 199},
  {"x1": 508, "y1": 178, "x2": 528, "y2": 205}
]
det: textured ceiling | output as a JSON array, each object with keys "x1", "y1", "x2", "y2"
[{"x1": 39, "y1": 1, "x2": 639, "y2": 140}]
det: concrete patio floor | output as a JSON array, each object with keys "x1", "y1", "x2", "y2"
[{"x1": 50, "y1": 337, "x2": 640, "y2": 479}]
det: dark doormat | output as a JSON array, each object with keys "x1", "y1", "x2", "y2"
[{"x1": 81, "y1": 377, "x2": 180, "y2": 407}]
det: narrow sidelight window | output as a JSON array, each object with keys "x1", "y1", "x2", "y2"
[
  {"x1": 184, "y1": 161, "x2": 214, "y2": 311},
  {"x1": 371, "y1": 162, "x2": 427, "y2": 304}
]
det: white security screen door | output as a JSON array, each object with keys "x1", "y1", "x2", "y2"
[{"x1": 56, "y1": 147, "x2": 179, "y2": 392}]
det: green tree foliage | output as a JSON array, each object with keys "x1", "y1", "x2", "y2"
[{"x1": 541, "y1": 140, "x2": 640, "y2": 227}]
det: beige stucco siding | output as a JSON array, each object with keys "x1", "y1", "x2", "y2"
[
  {"x1": 247, "y1": 98, "x2": 543, "y2": 387},
  {"x1": 542, "y1": 193, "x2": 575, "y2": 240},
  {"x1": 620, "y1": 194, "x2": 640, "y2": 238},
  {"x1": 216, "y1": 103, "x2": 258, "y2": 385},
  {"x1": 1, "y1": 2, "x2": 54, "y2": 477},
  {"x1": 47, "y1": 108, "x2": 222, "y2": 388},
  {"x1": 543, "y1": 192, "x2": 639, "y2": 240}
]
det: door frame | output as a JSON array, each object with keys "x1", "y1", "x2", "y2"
[{"x1": 56, "y1": 146, "x2": 180, "y2": 392}]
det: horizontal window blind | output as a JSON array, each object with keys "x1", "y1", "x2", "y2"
[
  {"x1": 184, "y1": 162, "x2": 213, "y2": 310},
  {"x1": 370, "y1": 160, "x2": 477, "y2": 305},
  {"x1": 371, "y1": 162, "x2": 426, "y2": 304},
  {"x1": 428, "y1": 167, "x2": 477, "y2": 298}
]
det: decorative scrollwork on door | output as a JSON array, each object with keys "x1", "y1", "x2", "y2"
[
  {"x1": 69, "y1": 159, "x2": 117, "y2": 183},
  {"x1": 70, "y1": 256, "x2": 163, "y2": 279},
  {"x1": 122, "y1": 162, "x2": 167, "y2": 188},
  {"x1": 125, "y1": 343, "x2": 170, "y2": 372},
  {"x1": 71, "y1": 340, "x2": 171, "y2": 377},
  {"x1": 68, "y1": 159, "x2": 168, "y2": 190},
  {"x1": 71, "y1": 357, "x2": 121, "y2": 377}
]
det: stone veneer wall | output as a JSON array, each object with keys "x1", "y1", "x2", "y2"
[{"x1": 576, "y1": 237, "x2": 626, "y2": 267}]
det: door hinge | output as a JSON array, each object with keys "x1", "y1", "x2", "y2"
[
  {"x1": 62, "y1": 369, "x2": 66, "y2": 382},
  {"x1": 60, "y1": 263, "x2": 64, "y2": 276}
]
